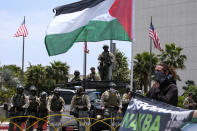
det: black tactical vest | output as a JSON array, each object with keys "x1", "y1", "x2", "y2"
[
  {"x1": 50, "y1": 96, "x2": 63, "y2": 112},
  {"x1": 13, "y1": 94, "x2": 25, "y2": 108},
  {"x1": 28, "y1": 95, "x2": 39, "y2": 111},
  {"x1": 39, "y1": 98, "x2": 47, "y2": 112}
]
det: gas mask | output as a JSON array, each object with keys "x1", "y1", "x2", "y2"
[
  {"x1": 31, "y1": 91, "x2": 36, "y2": 96},
  {"x1": 54, "y1": 91, "x2": 60, "y2": 97},
  {"x1": 154, "y1": 70, "x2": 167, "y2": 84}
]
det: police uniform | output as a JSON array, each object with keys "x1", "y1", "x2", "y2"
[
  {"x1": 71, "y1": 70, "x2": 82, "y2": 82},
  {"x1": 37, "y1": 92, "x2": 48, "y2": 131},
  {"x1": 47, "y1": 90, "x2": 65, "y2": 131},
  {"x1": 71, "y1": 76, "x2": 82, "y2": 82},
  {"x1": 101, "y1": 89, "x2": 122, "y2": 110},
  {"x1": 70, "y1": 87, "x2": 91, "y2": 131},
  {"x1": 8, "y1": 90, "x2": 29, "y2": 131},
  {"x1": 98, "y1": 45, "x2": 115, "y2": 80},
  {"x1": 26, "y1": 92, "x2": 40, "y2": 131},
  {"x1": 86, "y1": 73, "x2": 100, "y2": 81},
  {"x1": 183, "y1": 96, "x2": 196, "y2": 109}
]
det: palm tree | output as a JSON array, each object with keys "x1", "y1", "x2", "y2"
[
  {"x1": 25, "y1": 64, "x2": 45, "y2": 91},
  {"x1": 49, "y1": 61, "x2": 70, "y2": 84},
  {"x1": 158, "y1": 43, "x2": 187, "y2": 69},
  {"x1": 134, "y1": 52, "x2": 159, "y2": 93}
]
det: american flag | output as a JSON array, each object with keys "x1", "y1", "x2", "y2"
[
  {"x1": 14, "y1": 19, "x2": 28, "y2": 37},
  {"x1": 84, "y1": 42, "x2": 89, "y2": 53},
  {"x1": 149, "y1": 21, "x2": 161, "y2": 50}
]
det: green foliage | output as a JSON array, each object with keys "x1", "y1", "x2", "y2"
[
  {"x1": 177, "y1": 95, "x2": 185, "y2": 108},
  {"x1": 0, "y1": 65, "x2": 20, "y2": 104},
  {"x1": 158, "y1": 43, "x2": 187, "y2": 69},
  {"x1": 133, "y1": 52, "x2": 159, "y2": 93},
  {"x1": 24, "y1": 64, "x2": 45, "y2": 92},
  {"x1": 24, "y1": 61, "x2": 70, "y2": 94},
  {"x1": 112, "y1": 50, "x2": 130, "y2": 82},
  {"x1": 182, "y1": 80, "x2": 195, "y2": 91}
]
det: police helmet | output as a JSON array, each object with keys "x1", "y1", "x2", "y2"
[
  {"x1": 54, "y1": 87, "x2": 61, "y2": 96},
  {"x1": 90, "y1": 67, "x2": 95, "y2": 70},
  {"x1": 103, "y1": 45, "x2": 109, "y2": 49},
  {"x1": 40, "y1": 91, "x2": 47, "y2": 97},
  {"x1": 30, "y1": 86, "x2": 37, "y2": 92},
  {"x1": 16, "y1": 84, "x2": 24, "y2": 90},
  {"x1": 75, "y1": 86, "x2": 83, "y2": 93},
  {"x1": 74, "y1": 70, "x2": 80, "y2": 76},
  {"x1": 108, "y1": 82, "x2": 116, "y2": 88},
  {"x1": 126, "y1": 85, "x2": 131, "y2": 92},
  {"x1": 54, "y1": 87, "x2": 61, "y2": 92}
]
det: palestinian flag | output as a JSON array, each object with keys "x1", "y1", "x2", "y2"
[{"x1": 45, "y1": 0, "x2": 134, "y2": 56}]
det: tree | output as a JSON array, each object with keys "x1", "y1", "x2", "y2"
[
  {"x1": 24, "y1": 64, "x2": 45, "y2": 92},
  {"x1": 158, "y1": 43, "x2": 187, "y2": 69},
  {"x1": 112, "y1": 50, "x2": 130, "y2": 82},
  {"x1": 49, "y1": 61, "x2": 70, "y2": 84},
  {"x1": 133, "y1": 52, "x2": 159, "y2": 93},
  {"x1": 0, "y1": 65, "x2": 20, "y2": 104}
]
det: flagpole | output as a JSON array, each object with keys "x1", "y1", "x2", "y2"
[
  {"x1": 21, "y1": 16, "x2": 25, "y2": 82},
  {"x1": 83, "y1": 41, "x2": 87, "y2": 90},
  {"x1": 149, "y1": 16, "x2": 153, "y2": 91},
  {"x1": 130, "y1": 0, "x2": 135, "y2": 92}
]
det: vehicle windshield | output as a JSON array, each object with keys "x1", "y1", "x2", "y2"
[
  {"x1": 87, "y1": 91, "x2": 101, "y2": 101},
  {"x1": 60, "y1": 91, "x2": 75, "y2": 104}
]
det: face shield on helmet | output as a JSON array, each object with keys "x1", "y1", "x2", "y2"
[
  {"x1": 40, "y1": 91, "x2": 47, "y2": 99},
  {"x1": 30, "y1": 86, "x2": 37, "y2": 96},
  {"x1": 16, "y1": 85, "x2": 24, "y2": 95},
  {"x1": 75, "y1": 86, "x2": 83, "y2": 94},
  {"x1": 54, "y1": 87, "x2": 61, "y2": 97}
]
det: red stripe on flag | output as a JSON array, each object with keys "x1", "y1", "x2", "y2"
[
  {"x1": 109, "y1": 0, "x2": 133, "y2": 40},
  {"x1": 14, "y1": 20, "x2": 28, "y2": 37}
]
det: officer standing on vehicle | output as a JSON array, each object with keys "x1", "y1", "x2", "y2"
[
  {"x1": 71, "y1": 70, "x2": 82, "y2": 82},
  {"x1": 47, "y1": 87, "x2": 65, "y2": 131},
  {"x1": 8, "y1": 85, "x2": 29, "y2": 131},
  {"x1": 98, "y1": 45, "x2": 115, "y2": 80},
  {"x1": 70, "y1": 86, "x2": 91, "y2": 131},
  {"x1": 26, "y1": 86, "x2": 39, "y2": 131},
  {"x1": 122, "y1": 85, "x2": 132, "y2": 115},
  {"x1": 38, "y1": 91, "x2": 48, "y2": 131},
  {"x1": 86, "y1": 67, "x2": 101, "y2": 81}
]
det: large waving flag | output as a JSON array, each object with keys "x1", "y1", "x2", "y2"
[{"x1": 45, "y1": 0, "x2": 134, "y2": 56}]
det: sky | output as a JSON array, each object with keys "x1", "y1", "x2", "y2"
[{"x1": 0, "y1": 0, "x2": 131, "y2": 75}]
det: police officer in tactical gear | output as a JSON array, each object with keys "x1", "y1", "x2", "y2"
[
  {"x1": 8, "y1": 85, "x2": 29, "y2": 131},
  {"x1": 98, "y1": 45, "x2": 115, "y2": 80},
  {"x1": 86, "y1": 67, "x2": 101, "y2": 81},
  {"x1": 26, "y1": 86, "x2": 39, "y2": 131},
  {"x1": 71, "y1": 70, "x2": 82, "y2": 82},
  {"x1": 47, "y1": 87, "x2": 65, "y2": 131},
  {"x1": 122, "y1": 85, "x2": 132, "y2": 114},
  {"x1": 38, "y1": 91, "x2": 48, "y2": 131},
  {"x1": 183, "y1": 92, "x2": 196, "y2": 109},
  {"x1": 101, "y1": 82, "x2": 122, "y2": 129},
  {"x1": 70, "y1": 86, "x2": 91, "y2": 131}
]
